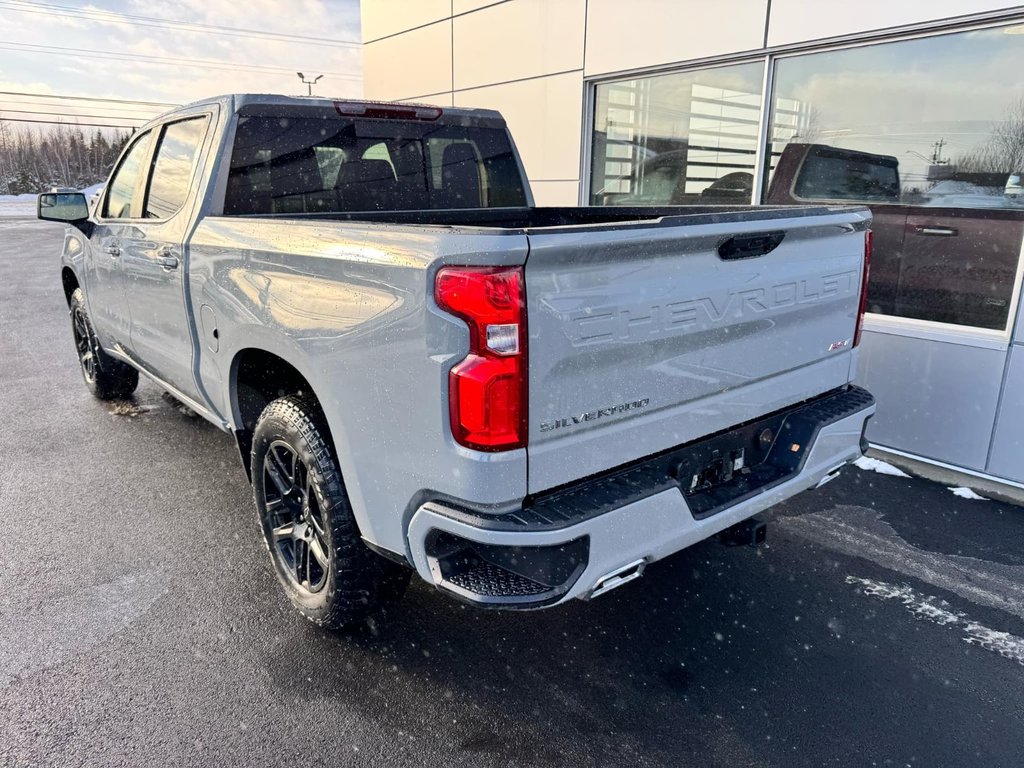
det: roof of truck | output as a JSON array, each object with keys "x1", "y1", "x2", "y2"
[{"x1": 145, "y1": 93, "x2": 506, "y2": 128}]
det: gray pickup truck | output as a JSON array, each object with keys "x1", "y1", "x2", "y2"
[{"x1": 39, "y1": 94, "x2": 875, "y2": 629}]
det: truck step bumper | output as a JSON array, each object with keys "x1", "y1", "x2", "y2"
[{"x1": 407, "y1": 387, "x2": 875, "y2": 609}]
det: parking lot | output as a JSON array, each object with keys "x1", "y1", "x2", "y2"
[{"x1": 2, "y1": 217, "x2": 1023, "y2": 767}]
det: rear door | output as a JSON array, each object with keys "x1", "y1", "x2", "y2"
[
  {"x1": 524, "y1": 209, "x2": 870, "y2": 492},
  {"x1": 121, "y1": 113, "x2": 212, "y2": 403}
]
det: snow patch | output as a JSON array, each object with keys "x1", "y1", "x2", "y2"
[
  {"x1": 948, "y1": 486, "x2": 987, "y2": 501},
  {"x1": 847, "y1": 576, "x2": 962, "y2": 625},
  {"x1": 846, "y1": 576, "x2": 1024, "y2": 667},
  {"x1": 0, "y1": 194, "x2": 37, "y2": 218},
  {"x1": 963, "y1": 623, "x2": 1024, "y2": 665},
  {"x1": 853, "y1": 456, "x2": 910, "y2": 478}
]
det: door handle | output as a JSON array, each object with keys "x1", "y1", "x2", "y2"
[
  {"x1": 914, "y1": 226, "x2": 958, "y2": 237},
  {"x1": 157, "y1": 254, "x2": 179, "y2": 270},
  {"x1": 103, "y1": 245, "x2": 121, "y2": 257}
]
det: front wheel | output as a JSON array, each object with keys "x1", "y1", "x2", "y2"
[
  {"x1": 251, "y1": 395, "x2": 410, "y2": 629},
  {"x1": 69, "y1": 288, "x2": 138, "y2": 400}
]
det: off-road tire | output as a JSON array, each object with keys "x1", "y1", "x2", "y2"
[
  {"x1": 251, "y1": 395, "x2": 410, "y2": 629},
  {"x1": 69, "y1": 288, "x2": 139, "y2": 400}
]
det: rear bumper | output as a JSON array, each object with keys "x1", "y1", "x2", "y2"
[{"x1": 407, "y1": 386, "x2": 875, "y2": 609}]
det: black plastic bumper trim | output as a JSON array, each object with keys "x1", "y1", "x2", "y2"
[{"x1": 431, "y1": 386, "x2": 874, "y2": 533}]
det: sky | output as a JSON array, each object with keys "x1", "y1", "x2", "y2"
[{"x1": 0, "y1": 0, "x2": 362, "y2": 130}]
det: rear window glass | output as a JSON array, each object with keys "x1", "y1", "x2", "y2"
[
  {"x1": 223, "y1": 113, "x2": 528, "y2": 215},
  {"x1": 793, "y1": 146, "x2": 901, "y2": 202}
]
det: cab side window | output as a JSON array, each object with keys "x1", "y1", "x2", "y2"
[
  {"x1": 145, "y1": 118, "x2": 209, "y2": 219},
  {"x1": 103, "y1": 131, "x2": 154, "y2": 219}
]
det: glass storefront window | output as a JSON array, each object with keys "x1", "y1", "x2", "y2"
[
  {"x1": 765, "y1": 25, "x2": 1024, "y2": 331},
  {"x1": 590, "y1": 61, "x2": 765, "y2": 206}
]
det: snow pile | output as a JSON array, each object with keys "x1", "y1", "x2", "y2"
[
  {"x1": 948, "y1": 486, "x2": 988, "y2": 501},
  {"x1": 853, "y1": 456, "x2": 911, "y2": 477}
]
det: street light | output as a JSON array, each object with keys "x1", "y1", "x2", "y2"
[{"x1": 296, "y1": 72, "x2": 323, "y2": 96}]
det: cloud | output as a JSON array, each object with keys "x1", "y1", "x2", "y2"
[{"x1": 0, "y1": 0, "x2": 362, "y2": 124}]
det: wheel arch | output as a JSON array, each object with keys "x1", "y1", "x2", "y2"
[
  {"x1": 61, "y1": 266, "x2": 80, "y2": 307},
  {"x1": 228, "y1": 345, "x2": 327, "y2": 480}
]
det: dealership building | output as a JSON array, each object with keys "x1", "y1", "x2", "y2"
[{"x1": 361, "y1": 1, "x2": 1024, "y2": 489}]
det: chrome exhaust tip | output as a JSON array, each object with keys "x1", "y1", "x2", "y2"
[{"x1": 589, "y1": 558, "x2": 647, "y2": 599}]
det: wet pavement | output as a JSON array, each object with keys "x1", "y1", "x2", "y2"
[{"x1": 2, "y1": 219, "x2": 1023, "y2": 767}]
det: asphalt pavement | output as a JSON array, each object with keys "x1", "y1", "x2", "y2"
[{"x1": 2, "y1": 218, "x2": 1023, "y2": 768}]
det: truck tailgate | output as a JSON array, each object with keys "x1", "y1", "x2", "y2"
[{"x1": 524, "y1": 208, "x2": 870, "y2": 493}]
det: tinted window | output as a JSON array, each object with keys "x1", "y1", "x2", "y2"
[
  {"x1": 145, "y1": 118, "x2": 207, "y2": 219},
  {"x1": 792, "y1": 147, "x2": 901, "y2": 202},
  {"x1": 223, "y1": 113, "x2": 528, "y2": 215},
  {"x1": 103, "y1": 131, "x2": 153, "y2": 219},
  {"x1": 590, "y1": 62, "x2": 765, "y2": 206}
]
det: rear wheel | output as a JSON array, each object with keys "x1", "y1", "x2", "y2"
[
  {"x1": 69, "y1": 288, "x2": 139, "y2": 400},
  {"x1": 251, "y1": 395, "x2": 410, "y2": 629}
]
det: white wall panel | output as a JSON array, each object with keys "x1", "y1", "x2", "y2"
[
  {"x1": 453, "y1": 72, "x2": 583, "y2": 181},
  {"x1": 768, "y1": 0, "x2": 1022, "y2": 46},
  {"x1": 585, "y1": 0, "x2": 768, "y2": 76},
  {"x1": 530, "y1": 180, "x2": 581, "y2": 206},
  {"x1": 453, "y1": 0, "x2": 585, "y2": 91},
  {"x1": 361, "y1": 0, "x2": 451, "y2": 43},
  {"x1": 363, "y1": 21, "x2": 453, "y2": 101},
  {"x1": 987, "y1": 345, "x2": 1024, "y2": 482},
  {"x1": 856, "y1": 331, "x2": 1003, "y2": 471},
  {"x1": 401, "y1": 92, "x2": 454, "y2": 107},
  {"x1": 453, "y1": 0, "x2": 499, "y2": 14}
]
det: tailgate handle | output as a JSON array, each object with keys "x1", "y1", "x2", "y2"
[{"x1": 717, "y1": 231, "x2": 785, "y2": 260}]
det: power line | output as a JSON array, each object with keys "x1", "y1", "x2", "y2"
[
  {"x1": 0, "y1": 0, "x2": 361, "y2": 48},
  {"x1": 0, "y1": 90, "x2": 179, "y2": 108},
  {"x1": 0, "y1": 108, "x2": 147, "y2": 122},
  {"x1": 0, "y1": 116, "x2": 136, "y2": 129},
  {"x1": 0, "y1": 100, "x2": 162, "y2": 116},
  {"x1": 0, "y1": 41, "x2": 362, "y2": 79}
]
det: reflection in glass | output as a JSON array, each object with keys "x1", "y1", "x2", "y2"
[
  {"x1": 146, "y1": 118, "x2": 207, "y2": 219},
  {"x1": 103, "y1": 131, "x2": 154, "y2": 219},
  {"x1": 590, "y1": 62, "x2": 765, "y2": 206},
  {"x1": 766, "y1": 25, "x2": 1024, "y2": 209},
  {"x1": 765, "y1": 24, "x2": 1024, "y2": 332}
]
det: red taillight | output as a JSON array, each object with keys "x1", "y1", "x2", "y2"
[
  {"x1": 435, "y1": 266, "x2": 527, "y2": 451},
  {"x1": 853, "y1": 229, "x2": 872, "y2": 348}
]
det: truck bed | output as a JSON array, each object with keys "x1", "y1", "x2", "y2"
[{"x1": 225, "y1": 204, "x2": 854, "y2": 231}]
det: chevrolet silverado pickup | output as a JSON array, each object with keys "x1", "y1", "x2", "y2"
[{"x1": 38, "y1": 94, "x2": 875, "y2": 629}]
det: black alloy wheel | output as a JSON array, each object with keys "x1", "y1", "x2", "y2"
[
  {"x1": 68, "y1": 288, "x2": 139, "y2": 399},
  {"x1": 251, "y1": 395, "x2": 410, "y2": 629},
  {"x1": 71, "y1": 302, "x2": 99, "y2": 385},
  {"x1": 262, "y1": 440, "x2": 330, "y2": 593}
]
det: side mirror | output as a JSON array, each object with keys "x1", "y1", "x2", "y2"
[{"x1": 38, "y1": 192, "x2": 90, "y2": 224}]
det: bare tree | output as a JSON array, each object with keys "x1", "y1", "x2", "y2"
[{"x1": 954, "y1": 96, "x2": 1024, "y2": 174}]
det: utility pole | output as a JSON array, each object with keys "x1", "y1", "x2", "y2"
[
  {"x1": 931, "y1": 138, "x2": 948, "y2": 165},
  {"x1": 296, "y1": 72, "x2": 323, "y2": 96}
]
